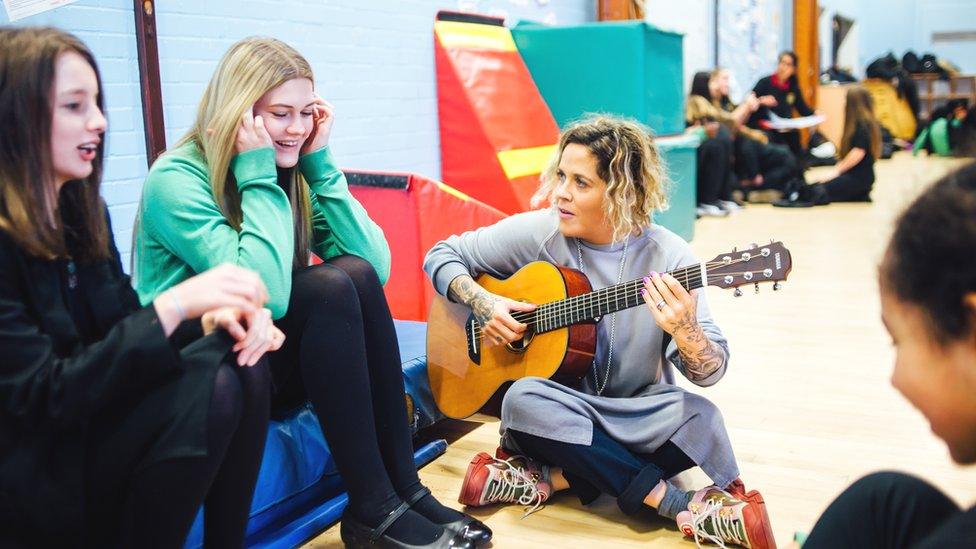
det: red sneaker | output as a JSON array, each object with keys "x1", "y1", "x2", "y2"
[
  {"x1": 676, "y1": 485, "x2": 777, "y2": 548},
  {"x1": 458, "y1": 451, "x2": 551, "y2": 517}
]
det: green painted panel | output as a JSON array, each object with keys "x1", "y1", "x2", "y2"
[
  {"x1": 654, "y1": 132, "x2": 699, "y2": 241},
  {"x1": 512, "y1": 21, "x2": 684, "y2": 135}
]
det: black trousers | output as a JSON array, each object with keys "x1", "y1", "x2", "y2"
[
  {"x1": 269, "y1": 256, "x2": 422, "y2": 524},
  {"x1": 698, "y1": 128, "x2": 736, "y2": 205},
  {"x1": 821, "y1": 172, "x2": 873, "y2": 202},
  {"x1": 85, "y1": 332, "x2": 270, "y2": 548},
  {"x1": 506, "y1": 424, "x2": 694, "y2": 515},
  {"x1": 767, "y1": 129, "x2": 804, "y2": 169},
  {"x1": 804, "y1": 472, "x2": 976, "y2": 549},
  {"x1": 736, "y1": 137, "x2": 798, "y2": 191}
]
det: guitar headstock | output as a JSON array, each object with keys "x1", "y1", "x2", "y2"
[{"x1": 705, "y1": 241, "x2": 792, "y2": 294}]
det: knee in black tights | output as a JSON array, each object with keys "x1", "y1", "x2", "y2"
[
  {"x1": 325, "y1": 254, "x2": 382, "y2": 294},
  {"x1": 209, "y1": 365, "x2": 243, "y2": 449}
]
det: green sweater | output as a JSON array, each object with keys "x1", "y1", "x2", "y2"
[{"x1": 134, "y1": 141, "x2": 390, "y2": 319}]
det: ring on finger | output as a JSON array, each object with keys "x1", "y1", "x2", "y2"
[{"x1": 655, "y1": 299, "x2": 666, "y2": 311}]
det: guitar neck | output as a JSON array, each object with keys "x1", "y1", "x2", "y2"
[{"x1": 529, "y1": 263, "x2": 705, "y2": 333}]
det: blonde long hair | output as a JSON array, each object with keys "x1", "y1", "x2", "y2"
[
  {"x1": 178, "y1": 37, "x2": 314, "y2": 268},
  {"x1": 532, "y1": 115, "x2": 668, "y2": 242}
]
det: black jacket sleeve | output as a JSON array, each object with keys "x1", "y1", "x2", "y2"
[
  {"x1": 0, "y1": 237, "x2": 181, "y2": 427},
  {"x1": 791, "y1": 78, "x2": 814, "y2": 116}
]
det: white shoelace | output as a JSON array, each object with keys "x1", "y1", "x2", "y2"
[
  {"x1": 484, "y1": 456, "x2": 547, "y2": 518},
  {"x1": 683, "y1": 499, "x2": 748, "y2": 549}
]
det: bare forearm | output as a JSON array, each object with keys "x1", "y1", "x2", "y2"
[
  {"x1": 835, "y1": 147, "x2": 865, "y2": 174},
  {"x1": 448, "y1": 275, "x2": 496, "y2": 324}
]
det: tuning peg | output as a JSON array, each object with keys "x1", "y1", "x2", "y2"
[
  {"x1": 754, "y1": 282, "x2": 760, "y2": 294},
  {"x1": 733, "y1": 287, "x2": 743, "y2": 298},
  {"x1": 773, "y1": 282, "x2": 782, "y2": 291}
]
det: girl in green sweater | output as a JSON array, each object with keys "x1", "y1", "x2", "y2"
[{"x1": 134, "y1": 37, "x2": 486, "y2": 549}]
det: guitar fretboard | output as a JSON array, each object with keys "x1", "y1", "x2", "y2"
[{"x1": 522, "y1": 263, "x2": 706, "y2": 333}]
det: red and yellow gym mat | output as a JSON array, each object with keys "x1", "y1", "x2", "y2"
[
  {"x1": 347, "y1": 171, "x2": 506, "y2": 321},
  {"x1": 434, "y1": 11, "x2": 560, "y2": 214}
]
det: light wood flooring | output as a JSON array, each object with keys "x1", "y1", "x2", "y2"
[{"x1": 305, "y1": 152, "x2": 976, "y2": 548}]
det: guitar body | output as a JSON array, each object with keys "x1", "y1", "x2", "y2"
[{"x1": 426, "y1": 262, "x2": 596, "y2": 419}]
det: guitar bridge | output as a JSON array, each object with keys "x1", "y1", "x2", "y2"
[{"x1": 466, "y1": 316, "x2": 481, "y2": 365}]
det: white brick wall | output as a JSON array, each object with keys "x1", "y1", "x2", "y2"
[{"x1": 2, "y1": 0, "x2": 594, "y2": 269}]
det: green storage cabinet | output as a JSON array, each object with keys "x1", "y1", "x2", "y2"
[
  {"x1": 654, "y1": 132, "x2": 699, "y2": 241},
  {"x1": 511, "y1": 21, "x2": 685, "y2": 136}
]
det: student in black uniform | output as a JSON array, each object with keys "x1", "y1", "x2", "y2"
[
  {"x1": 0, "y1": 27, "x2": 276, "y2": 548},
  {"x1": 777, "y1": 86, "x2": 880, "y2": 206},
  {"x1": 749, "y1": 51, "x2": 817, "y2": 164},
  {"x1": 698, "y1": 68, "x2": 800, "y2": 199},
  {"x1": 794, "y1": 161, "x2": 976, "y2": 549}
]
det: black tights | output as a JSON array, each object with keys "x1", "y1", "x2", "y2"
[
  {"x1": 804, "y1": 472, "x2": 973, "y2": 549},
  {"x1": 87, "y1": 335, "x2": 270, "y2": 548},
  {"x1": 271, "y1": 256, "x2": 441, "y2": 542}
]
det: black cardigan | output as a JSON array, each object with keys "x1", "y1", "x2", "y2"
[
  {"x1": 748, "y1": 74, "x2": 814, "y2": 128},
  {"x1": 0, "y1": 211, "x2": 180, "y2": 545}
]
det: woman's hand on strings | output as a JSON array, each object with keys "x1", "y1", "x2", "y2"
[
  {"x1": 478, "y1": 294, "x2": 536, "y2": 348},
  {"x1": 640, "y1": 271, "x2": 702, "y2": 340}
]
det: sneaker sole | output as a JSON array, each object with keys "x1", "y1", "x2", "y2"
[
  {"x1": 458, "y1": 452, "x2": 494, "y2": 507},
  {"x1": 741, "y1": 491, "x2": 777, "y2": 549}
]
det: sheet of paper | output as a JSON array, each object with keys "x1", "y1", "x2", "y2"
[
  {"x1": 3, "y1": 0, "x2": 79, "y2": 22},
  {"x1": 766, "y1": 111, "x2": 826, "y2": 130}
]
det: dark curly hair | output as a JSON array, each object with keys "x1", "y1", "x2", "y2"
[{"x1": 882, "y1": 162, "x2": 976, "y2": 342}]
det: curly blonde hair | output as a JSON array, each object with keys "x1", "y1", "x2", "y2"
[{"x1": 531, "y1": 115, "x2": 669, "y2": 242}]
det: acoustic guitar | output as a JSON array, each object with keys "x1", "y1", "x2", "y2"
[{"x1": 426, "y1": 241, "x2": 792, "y2": 419}]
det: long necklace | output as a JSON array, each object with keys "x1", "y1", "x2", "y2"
[{"x1": 575, "y1": 237, "x2": 629, "y2": 396}]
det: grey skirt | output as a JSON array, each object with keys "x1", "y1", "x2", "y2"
[{"x1": 499, "y1": 377, "x2": 739, "y2": 488}]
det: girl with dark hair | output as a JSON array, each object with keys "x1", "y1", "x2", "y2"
[
  {"x1": 0, "y1": 27, "x2": 275, "y2": 547},
  {"x1": 793, "y1": 161, "x2": 976, "y2": 548},
  {"x1": 749, "y1": 51, "x2": 817, "y2": 164},
  {"x1": 686, "y1": 71, "x2": 738, "y2": 216}
]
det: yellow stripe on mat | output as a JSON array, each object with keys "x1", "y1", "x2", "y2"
[
  {"x1": 434, "y1": 21, "x2": 517, "y2": 52},
  {"x1": 434, "y1": 181, "x2": 473, "y2": 202},
  {"x1": 497, "y1": 145, "x2": 557, "y2": 179}
]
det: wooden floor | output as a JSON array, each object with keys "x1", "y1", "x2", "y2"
[{"x1": 304, "y1": 152, "x2": 976, "y2": 548}]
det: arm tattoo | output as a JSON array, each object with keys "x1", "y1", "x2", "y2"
[
  {"x1": 675, "y1": 323, "x2": 726, "y2": 382},
  {"x1": 448, "y1": 275, "x2": 497, "y2": 325}
]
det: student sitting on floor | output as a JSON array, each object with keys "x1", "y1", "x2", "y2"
[
  {"x1": 133, "y1": 36, "x2": 486, "y2": 549},
  {"x1": 0, "y1": 27, "x2": 275, "y2": 547},
  {"x1": 776, "y1": 86, "x2": 881, "y2": 207},
  {"x1": 793, "y1": 161, "x2": 976, "y2": 548},
  {"x1": 693, "y1": 69, "x2": 800, "y2": 201},
  {"x1": 424, "y1": 115, "x2": 776, "y2": 549},
  {"x1": 686, "y1": 73, "x2": 739, "y2": 217}
]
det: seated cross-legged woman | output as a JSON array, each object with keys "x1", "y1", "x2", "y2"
[
  {"x1": 133, "y1": 37, "x2": 486, "y2": 549},
  {"x1": 424, "y1": 115, "x2": 776, "y2": 549},
  {"x1": 0, "y1": 27, "x2": 275, "y2": 548}
]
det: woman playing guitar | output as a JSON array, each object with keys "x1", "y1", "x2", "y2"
[{"x1": 424, "y1": 116, "x2": 775, "y2": 548}]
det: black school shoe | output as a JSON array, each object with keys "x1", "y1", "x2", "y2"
[
  {"x1": 340, "y1": 504, "x2": 475, "y2": 549},
  {"x1": 773, "y1": 179, "x2": 829, "y2": 208},
  {"x1": 404, "y1": 486, "x2": 492, "y2": 547}
]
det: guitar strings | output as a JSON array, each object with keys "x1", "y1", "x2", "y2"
[
  {"x1": 471, "y1": 255, "x2": 775, "y2": 338},
  {"x1": 472, "y1": 259, "x2": 734, "y2": 336}
]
